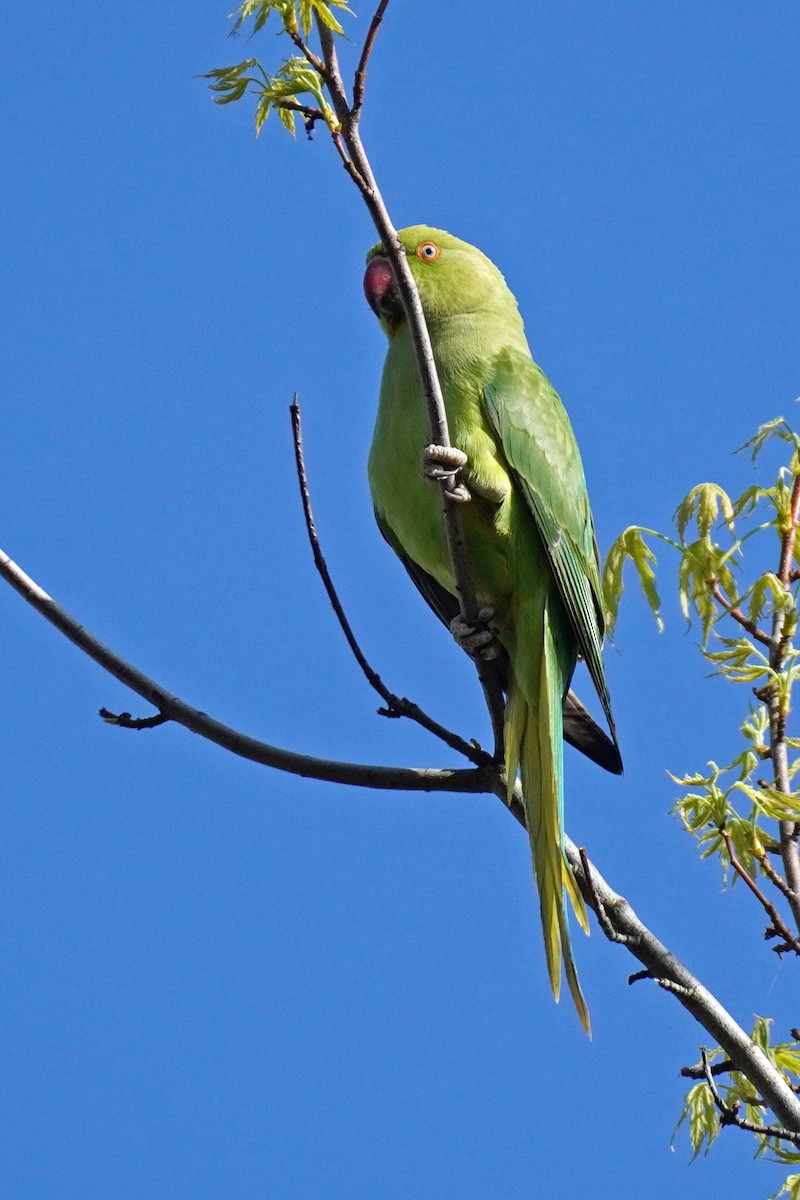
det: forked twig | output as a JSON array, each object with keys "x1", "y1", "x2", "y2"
[
  {"x1": 701, "y1": 1047, "x2": 800, "y2": 1147},
  {"x1": 290, "y1": 396, "x2": 491, "y2": 768}
]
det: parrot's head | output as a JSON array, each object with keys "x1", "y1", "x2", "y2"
[{"x1": 363, "y1": 225, "x2": 515, "y2": 336}]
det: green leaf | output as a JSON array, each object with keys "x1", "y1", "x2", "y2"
[
  {"x1": 602, "y1": 526, "x2": 664, "y2": 635},
  {"x1": 770, "y1": 1172, "x2": 800, "y2": 1199},
  {"x1": 277, "y1": 103, "x2": 297, "y2": 134},
  {"x1": 675, "y1": 483, "x2": 735, "y2": 541},
  {"x1": 738, "y1": 416, "x2": 800, "y2": 467},
  {"x1": 230, "y1": 1, "x2": 295, "y2": 36},
  {"x1": 298, "y1": 0, "x2": 352, "y2": 36},
  {"x1": 672, "y1": 1082, "x2": 720, "y2": 1160},
  {"x1": 751, "y1": 786, "x2": 800, "y2": 823},
  {"x1": 733, "y1": 483, "x2": 773, "y2": 518}
]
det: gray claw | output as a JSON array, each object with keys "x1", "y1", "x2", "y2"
[
  {"x1": 423, "y1": 444, "x2": 471, "y2": 503},
  {"x1": 423, "y1": 444, "x2": 469, "y2": 477},
  {"x1": 450, "y1": 608, "x2": 500, "y2": 660}
]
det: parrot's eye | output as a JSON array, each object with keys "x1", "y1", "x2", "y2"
[{"x1": 416, "y1": 241, "x2": 440, "y2": 262}]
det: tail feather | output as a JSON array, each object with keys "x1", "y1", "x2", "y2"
[{"x1": 505, "y1": 603, "x2": 591, "y2": 1035}]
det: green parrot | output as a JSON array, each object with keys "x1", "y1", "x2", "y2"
[{"x1": 364, "y1": 226, "x2": 621, "y2": 1032}]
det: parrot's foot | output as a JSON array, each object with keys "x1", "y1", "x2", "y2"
[
  {"x1": 450, "y1": 607, "x2": 501, "y2": 661},
  {"x1": 422, "y1": 444, "x2": 471, "y2": 502}
]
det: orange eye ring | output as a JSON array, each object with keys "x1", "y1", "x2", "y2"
[{"x1": 416, "y1": 241, "x2": 440, "y2": 262}]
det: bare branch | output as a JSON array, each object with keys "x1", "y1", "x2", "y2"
[
  {"x1": 578, "y1": 846, "x2": 634, "y2": 944},
  {"x1": 352, "y1": 0, "x2": 391, "y2": 119},
  {"x1": 721, "y1": 830, "x2": 800, "y2": 955},
  {"x1": 566, "y1": 841, "x2": 800, "y2": 1132},
  {"x1": 316, "y1": 18, "x2": 507, "y2": 757},
  {"x1": 681, "y1": 1057, "x2": 735, "y2": 1081},
  {"x1": 100, "y1": 708, "x2": 170, "y2": 731},
  {"x1": 290, "y1": 396, "x2": 492, "y2": 767},
  {"x1": 768, "y1": 473, "x2": 800, "y2": 933},
  {"x1": 701, "y1": 1047, "x2": 800, "y2": 1148},
  {"x1": 757, "y1": 848, "x2": 797, "y2": 904},
  {"x1": 0, "y1": 546, "x2": 493, "y2": 796},
  {"x1": 5, "y1": 533, "x2": 800, "y2": 1130}
]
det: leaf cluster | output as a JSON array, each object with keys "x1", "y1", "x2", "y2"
[
  {"x1": 603, "y1": 415, "x2": 800, "y2": 646},
  {"x1": 675, "y1": 1019, "x2": 800, "y2": 1182},
  {"x1": 606, "y1": 415, "x2": 800, "y2": 1187},
  {"x1": 230, "y1": 0, "x2": 350, "y2": 38},
  {"x1": 204, "y1": 2, "x2": 353, "y2": 136}
]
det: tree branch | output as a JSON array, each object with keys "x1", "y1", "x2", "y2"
[
  {"x1": 4, "y1": 535, "x2": 800, "y2": 1130},
  {"x1": 701, "y1": 1047, "x2": 800, "y2": 1148},
  {"x1": 769, "y1": 474, "x2": 800, "y2": 933},
  {"x1": 290, "y1": 396, "x2": 492, "y2": 768},
  {"x1": 0, "y1": 546, "x2": 492, "y2": 796},
  {"x1": 315, "y1": 18, "x2": 507, "y2": 759},
  {"x1": 712, "y1": 583, "x2": 772, "y2": 647},
  {"x1": 721, "y1": 830, "x2": 800, "y2": 955},
  {"x1": 569, "y1": 845, "x2": 800, "y2": 1132},
  {"x1": 352, "y1": 0, "x2": 391, "y2": 119}
]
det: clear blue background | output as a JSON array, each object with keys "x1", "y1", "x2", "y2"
[{"x1": 2, "y1": 2, "x2": 799, "y2": 1196}]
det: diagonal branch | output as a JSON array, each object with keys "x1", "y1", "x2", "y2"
[
  {"x1": 290, "y1": 396, "x2": 492, "y2": 767},
  {"x1": 3, "y1": 537, "x2": 800, "y2": 1131},
  {"x1": 569, "y1": 845, "x2": 800, "y2": 1132}
]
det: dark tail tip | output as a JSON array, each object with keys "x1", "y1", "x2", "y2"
[{"x1": 563, "y1": 689, "x2": 623, "y2": 775}]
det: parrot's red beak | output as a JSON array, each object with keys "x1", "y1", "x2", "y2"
[{"x1": 363, "y1": 255, "x2": 398, "y2": 317}]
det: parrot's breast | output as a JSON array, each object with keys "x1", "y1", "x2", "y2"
[{"x1": 368, "y1": 321, "x2": 518, "y2": 611}]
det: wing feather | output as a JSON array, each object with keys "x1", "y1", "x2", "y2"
[{"x1": 483, "y1": 349, "x2": 618, "y2": 746}]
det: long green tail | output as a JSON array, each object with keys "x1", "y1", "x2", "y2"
[{"x1": 505, "y1": 603, "x2": 591, "y2": 1035}]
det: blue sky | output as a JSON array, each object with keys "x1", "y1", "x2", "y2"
[{"x1": 2, "y1": 2, "x2": 799, "y2": 1197}]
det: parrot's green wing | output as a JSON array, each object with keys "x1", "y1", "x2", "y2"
[
  {"x1": 374, "y1": 507, "x2": 622, "y2": 774},
  {"x1": 483, "y1": 348, "x2": 618, "y2": 748}
]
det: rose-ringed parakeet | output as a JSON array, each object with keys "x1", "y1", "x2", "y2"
[{"x1": 364, "y1": 226, "x2": 621, "y2": 1032}]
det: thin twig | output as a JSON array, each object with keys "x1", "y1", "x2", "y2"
[
  {"x1": 681, "y1": 1057, "x2": 735, "y2": 1081},
  {"x1": 330, "y1": 131, "x2": 366, "y2": 187},
  {"x1": 274, "y1": 98, "x2": 326, "y2": 137},
  {"x1": 290, "y1": 396, "x2": 492, "y2": 768},
  {"x1": 0, "y1": 546, "x2": 493, "y2": 796},
  {"x1": 701, "y1": 1048, "x2": 800, "y2": 1147},
  {"x1": 285, "y1": 27, "x2": 326, "y2": 77},
  {"x1": 778, "y1": 478, "x2": 800, "y2": 586},
  {"x1": 352, "y1": 0, "x2": 391, "y2": 118},
  {"x1": 100, "y1": 708, "x2": 169, "y2": 730},
  {"x1": 712, "y1": 583, "x2": 771, "y2": 647},
  {"x1": 757, "y1": 849, "x2": 796, "y2": 904},
  {"x1": 768, "y1": 474, "x2": 800, "y2": 934},
  {"x1": 578, "y1": 846, "x2": 634, "y2": 944},
  {"x1": 721, "y1": 831, "x2": 800, "y2": 955}
]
